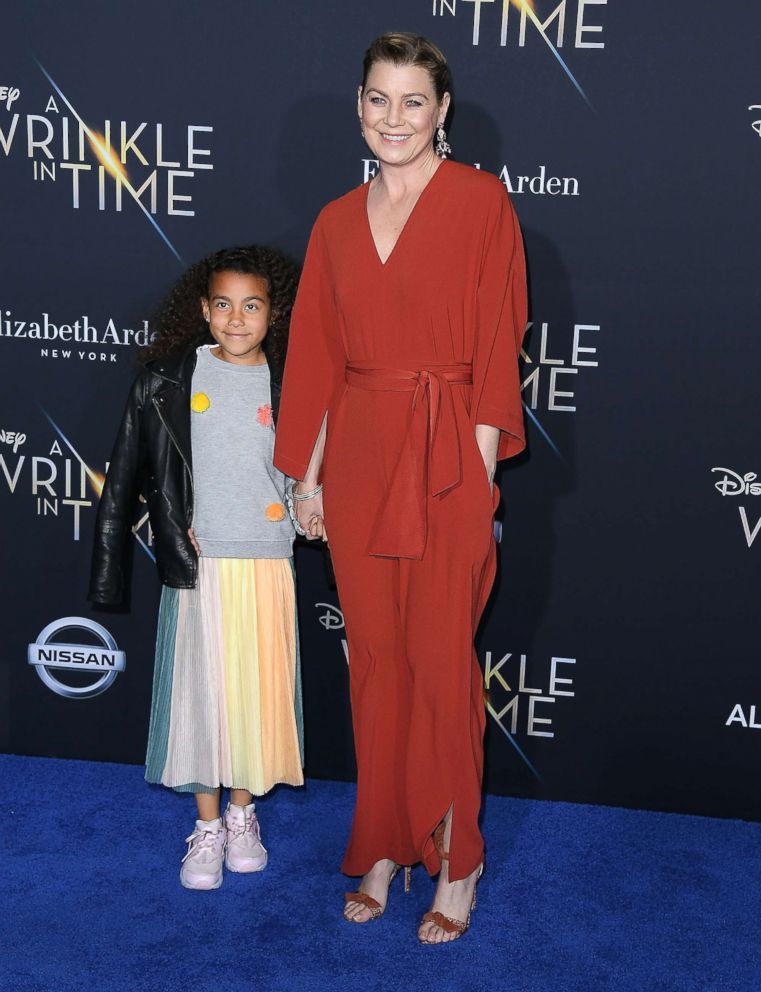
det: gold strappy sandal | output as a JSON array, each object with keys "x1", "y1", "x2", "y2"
[
  {"x1": 344, "y1": 862, "x2": 412, "y2": 922},
  {"x1": 419, "y1": 822, "x2": 484, "y2": 943}
]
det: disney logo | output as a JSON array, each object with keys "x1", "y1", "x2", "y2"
[
  {"x1": 315, "y1": 602, "x2": 344, "y2": 631},
  {"x1": 750, "y1": 105, "x2": 761, "y2": 138},
  {"x1": 0, "y1": 86, "x2": 20, "y2": 111},
  {"x1": 0, "y1": 429, "x2": 27, "y2": 453},
  {"x1": 711, "y1": 467, "x2": 761, "y2": 497}
]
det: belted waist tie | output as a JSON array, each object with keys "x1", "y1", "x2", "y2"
[{"x1": 345, "y1": 362, "x2": 473, "y2": 560}]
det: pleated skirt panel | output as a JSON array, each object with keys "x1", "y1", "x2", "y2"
[{"x1": 145, "y1": 556, "x2": 304, "y2": 796}]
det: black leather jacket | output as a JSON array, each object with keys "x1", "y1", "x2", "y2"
[{"x1": 88, "y1": 344, "x2": 283, "y2": 604}]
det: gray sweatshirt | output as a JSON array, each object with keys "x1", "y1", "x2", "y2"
[{"x1": 190, "y1": 346, "x2": 294, "y2": 559}]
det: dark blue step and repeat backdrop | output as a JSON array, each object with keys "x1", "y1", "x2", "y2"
[{"x1": 1, "y1": 2, "x2": 759, "y2": 819}]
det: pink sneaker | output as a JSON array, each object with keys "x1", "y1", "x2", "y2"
[
  {"x1": 180, "y1": 818, "x2": 225, "y2": 890},
  {"x1": 224, "y1": 802, "x2": 268, "y2": 873}
]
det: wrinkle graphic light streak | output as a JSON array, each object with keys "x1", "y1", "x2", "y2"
[
  {"x1": 522, "y1": 402, "x2": 565, "y2": 462},
  {"x1": 510, "y1": 0, "x2": 594, "y2": 111},
  {"x1": 41, "y1": 410, "x2": 156, "y2": 563},
  {"x1": 34, "y1": 58, "x2": 184, "y2": 264},
  {"x1": 487, "y1": 700, "x2": 543, "y2": 781}
]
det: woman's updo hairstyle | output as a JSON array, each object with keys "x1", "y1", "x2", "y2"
[{"x1": 361, "y1": 32, "x2": 452, "y2": 105}]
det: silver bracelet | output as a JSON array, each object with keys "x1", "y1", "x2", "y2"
[
  {"x1": 284, "y1": 487, "x2": 307, "y2": 536},
  {"x1": 291, "y1": 482, "x2": 323, "y2": 501}
]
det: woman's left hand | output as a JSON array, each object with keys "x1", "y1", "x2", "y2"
[
  {"x1": 307, "y1": 513, "x2": 328, "y2": 543},
  {"x1": 293, "y1": 486, "x2": 328, "y2": 543}
]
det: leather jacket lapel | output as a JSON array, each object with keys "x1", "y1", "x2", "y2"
[
  {"x1": 151, "y1": 347, "x2": 197, "y2": 470},
  {"x1": 153, "y1": 382, "x2": 192, "y2": 471}
]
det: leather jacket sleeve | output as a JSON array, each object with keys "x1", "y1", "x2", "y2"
[{"x1": 88, "y1": 372, "x2": 149, "y2": 604}]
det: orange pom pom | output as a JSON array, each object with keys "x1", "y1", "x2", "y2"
[
  {"x1": 257, "y1": 404, "x2": 273, "y2": 427},
  {"x1": 265, "y1": 502, "x2": 286, "y2": 522}
]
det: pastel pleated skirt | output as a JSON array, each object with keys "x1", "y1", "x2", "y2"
[{"x1": 145, "y1": 556, "x2": 304, "y2": 796}]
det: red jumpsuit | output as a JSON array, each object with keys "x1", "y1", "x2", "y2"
[{"x1": 274, "y1": 161, "x2": 527, "y2": 881}]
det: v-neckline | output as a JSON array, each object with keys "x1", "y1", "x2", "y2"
[{"x1": 364, "y1": 160, "x2": 448, "y2": 268}]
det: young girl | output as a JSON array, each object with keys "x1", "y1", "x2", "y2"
[{"x1": 89, "y1": 245, "x2": 303, "y2": 890}]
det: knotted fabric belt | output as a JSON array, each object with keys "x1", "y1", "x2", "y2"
[{"x1": 345, "y1": 362, "x2": 473, "y2": 559}]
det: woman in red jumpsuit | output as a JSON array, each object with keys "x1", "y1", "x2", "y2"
[{"x1": 274, "y1": 32, "x2": 527, "y2": 944}]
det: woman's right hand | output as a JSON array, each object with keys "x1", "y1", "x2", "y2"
[{"x1": 294, "y1": 486, "x2": 328, "y2": 542}]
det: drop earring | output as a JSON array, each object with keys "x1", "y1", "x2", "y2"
[
  {"x1": 360, "y1": 120, "x2": 365, "y2": 139},
  {"x1": 435, "y1": 124, "x2": 451, "y2": 159}
]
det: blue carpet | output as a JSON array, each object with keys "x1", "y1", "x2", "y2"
[{"x1": 1, "y1": 754, "x2": 759, "y2": 992}]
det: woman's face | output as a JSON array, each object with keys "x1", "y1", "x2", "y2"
[{"x1": 358, "y1": 61, "x2": 449, "y2": 169}]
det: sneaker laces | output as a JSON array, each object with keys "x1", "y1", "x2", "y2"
[
  {"x1": 182, "y1": 825, "x2": 224, "y2": 863},
  {"x1": 226, "y1": 810, "x2": 260, "y2": 843}
]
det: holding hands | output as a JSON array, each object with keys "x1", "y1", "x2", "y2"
[
  {"x1": 284, "y1": 413, "x2": 329, "y2": 542},
  {"x1": 190, "y1": 484, "x2": 327, "y2": 554},
  {"x1": 289, "y1": 481, "x2": 328, "y2": 542}
]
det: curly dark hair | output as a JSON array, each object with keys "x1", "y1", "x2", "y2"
[{"x1": 140, "y1": 245, "x2": 300, "y2": 375}]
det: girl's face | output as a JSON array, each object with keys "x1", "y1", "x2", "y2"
[
  {"x1": 201, "y1": 270, "x2": 271, "y2": 365},
  {"x1": 357, "y1": 61, "x2": 449, "y2": 169}
]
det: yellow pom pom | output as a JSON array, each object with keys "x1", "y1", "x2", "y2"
[
  {"x1": 191, "y1": 392, "x2": 210, "y2": 413},
  {"x1": 265, "y1": 502, "x2": 286, "y2": 522}
]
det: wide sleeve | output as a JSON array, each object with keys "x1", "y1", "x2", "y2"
[
  {"x1": 273, "y1": 214, "x2": 346, "y2": 479},
  {"x1": 88, "y1": 373, "x2": 147, "y2": 604},
  {"x1": 472, "y1": 186, "x2": 528, "y2": 461}
]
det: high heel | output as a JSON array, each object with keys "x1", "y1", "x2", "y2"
[
  {"x1": 344, "y1": 863, "x2": 412, "y2": 922},
  {"x1": 418, "y1": 822, "x2": 484, "y2": 943}
]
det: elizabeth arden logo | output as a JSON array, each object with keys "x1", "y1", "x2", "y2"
[
  {"x1": 0, "y1": 307, "x2": 155, "y2": 362},
  {"x1": 362, "y1": 159, "x2": 579, "y2": 196}
]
